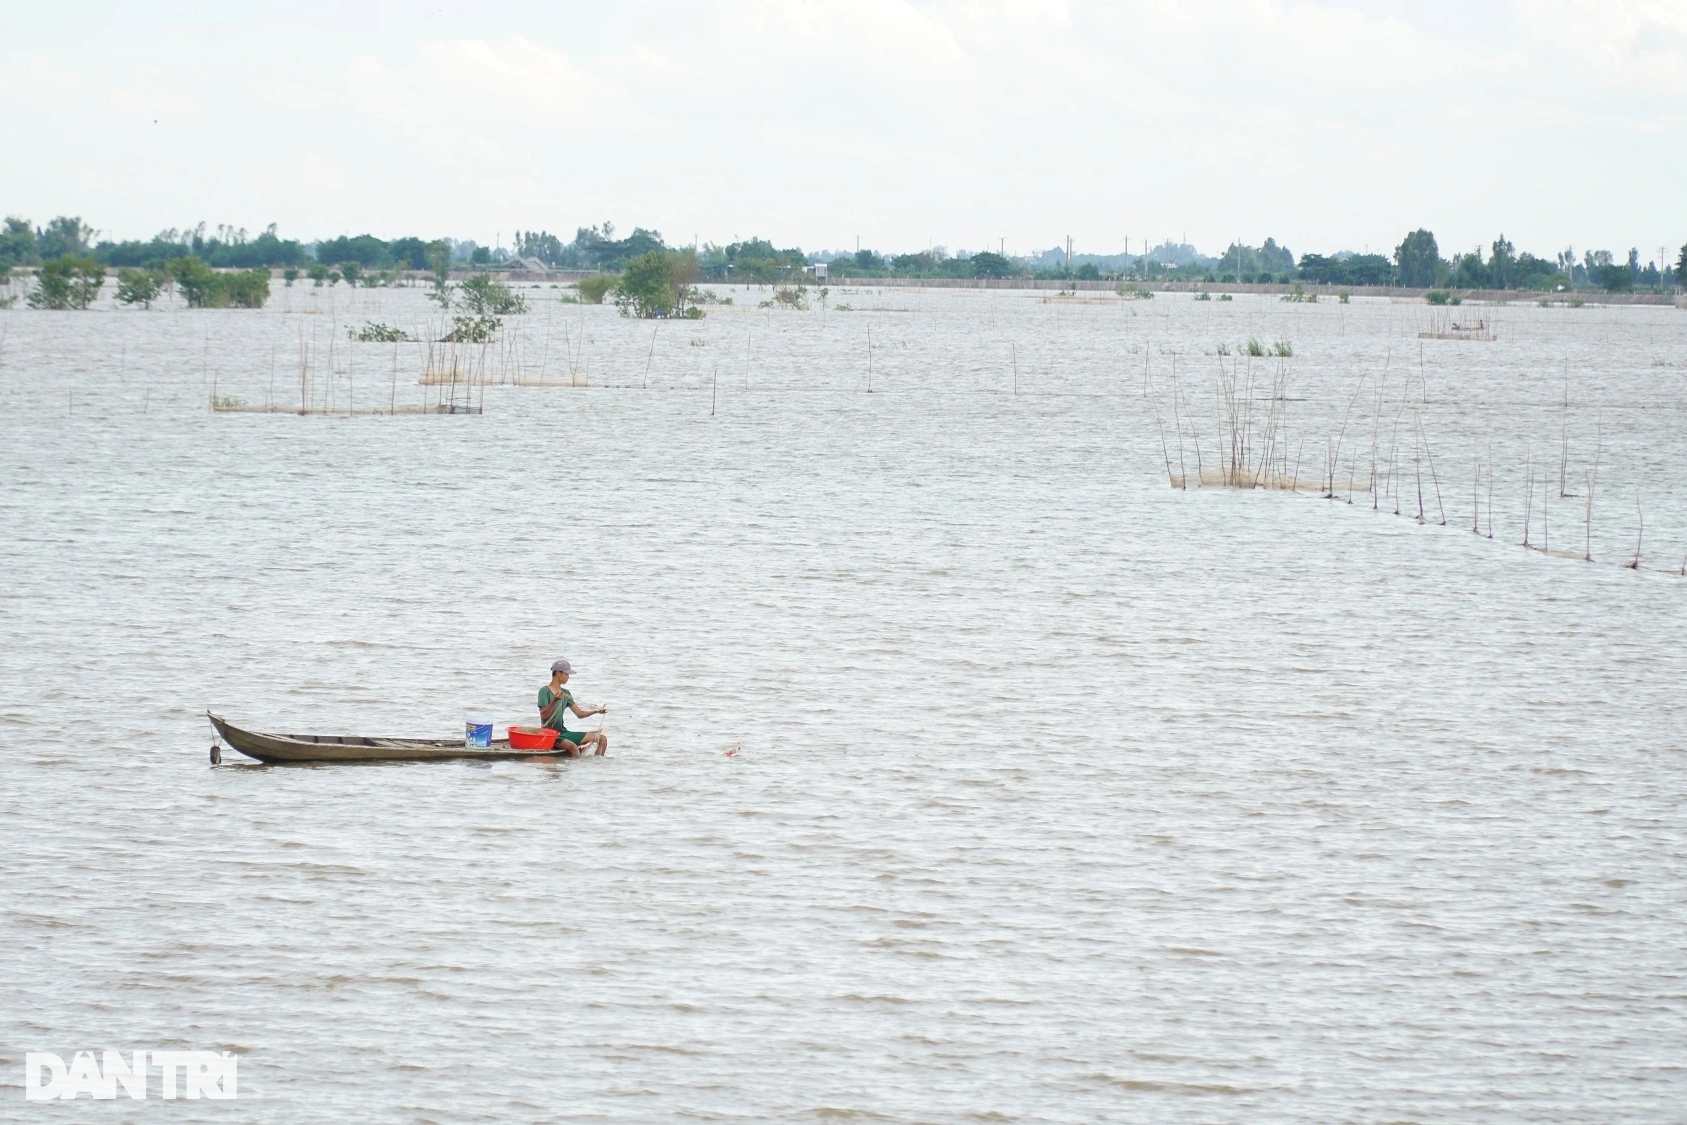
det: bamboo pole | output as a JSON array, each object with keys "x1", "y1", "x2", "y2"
[
  {"x1": 1486, "y1": 444, "x2": 1494, "y2": 538},
  {"x1": 1169, "y1": 361, "x2": 1187, "y2": 489},
  {"x1": 1472, "y1": 451, "x2": 1481, "y2": 533},
  {"x1": 1627, "y1": 490, "x2": 1642, "y2": 569}
]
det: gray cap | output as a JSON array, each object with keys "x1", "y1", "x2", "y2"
[{"x1": 550, "y1": 659, "x2": 573, "y2": 675}]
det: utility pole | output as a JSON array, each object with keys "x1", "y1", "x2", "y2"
[{"x1": 1065, "y1": 235, "x2": 1073, "y2": 272}]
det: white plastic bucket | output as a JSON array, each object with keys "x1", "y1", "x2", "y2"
[{"x1": 464, "y1": 712, "x2": 495, "y2": 748}]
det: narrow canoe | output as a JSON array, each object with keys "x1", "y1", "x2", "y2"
[{"x1": 207, "y1": 712, "x2": 571, "y2": 764}]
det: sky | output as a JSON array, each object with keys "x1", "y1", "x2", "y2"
[{"x1": 3, "y1": 0, "x2": 1685, "y2": 263}]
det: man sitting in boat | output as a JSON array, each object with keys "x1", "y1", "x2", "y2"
[{"x1": 538, "y1": 659, "x2": 608, "y2": 756}]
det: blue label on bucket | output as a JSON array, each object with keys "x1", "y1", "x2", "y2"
[{"x1": 465, "y1": 721, "x2": 493, "y2": 748}]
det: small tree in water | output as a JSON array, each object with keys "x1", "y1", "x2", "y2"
[
  {"x1": 425, "y1": 241, "x2": 452, "y2": 308},
  {"x1": 168, "y1": 257, "x2": 271, "y2": 308},
  {"x1": 115, "y1": 267, "x2": 166, "y2": 309},
  {"x1": 457, "y1": 273, "x2": 526, "y2": 315},
  {"x1": 27, "y1": 255, "x2": 104, "y2": 309},
  {"x1": 614, "y1": 250, "x2": 701, "y2": 319}
]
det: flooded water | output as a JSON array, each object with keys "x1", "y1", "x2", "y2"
[{"x1": 3, "y1": 283, "x2": 1685, "y2": 1121}]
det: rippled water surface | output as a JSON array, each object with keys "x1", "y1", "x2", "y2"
[{"x1": 3, "y1": 285, "x2": 1685, "y2": 1121}]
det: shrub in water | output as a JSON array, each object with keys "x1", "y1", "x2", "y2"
[
  {"x1": 115, "y1": 267, "x2": 166, "y2": 309},
  {"x1": 351, "y1": 322, "x2": 409, "y2": 342},
  {"x1": 169, "y1": 258, "x2": 270, "y2": 308},
  {"x1": 575, "y1": 276, "x2": 615, "y2": 305},
  {"x1": 458, "y1": 273, "x2": 526, "y2": 315},
  {"x1": 27, "y1": 255, "x2": 104, "y2": 310},
  {"x1": 441, "y1": 315, "x2": 501, "y2": 343}
]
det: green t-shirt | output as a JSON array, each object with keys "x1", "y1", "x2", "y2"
[{"x1": 537, "y1": 686, "x2": 574, "y2": 732}]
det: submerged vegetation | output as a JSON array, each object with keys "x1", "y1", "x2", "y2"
[
  {"x1": 169, "y1": 258, "x2": 270, "y2": 308},
  {"x1": 351, "y1": 322, "x2": 410, "y2": 342},
  {"x1": 455, "y1": 273, "x2": 526, "y2": 316},
  {"x1": 441, "y1": 315, "x2": 501, "y2": 343},
  {"x1": 761, "y1": 284, "x2": 810, "y2": 310},
  {"x1": 25, "y1": 255, "x2": 104, "y2": 309},
  {"x1": 614, "y1": 250, "x2": 703, "y2": 319},
  {"x1": 575, "y1": 275, "x2": 615, "y2": 304},
  {"x1": 115, "y1": 267, "x2": 167, "y2": 309}
]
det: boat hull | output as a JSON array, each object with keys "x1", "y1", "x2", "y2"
[{"x1": 208, "y1": 713, "x2": 575, "y2": 763}]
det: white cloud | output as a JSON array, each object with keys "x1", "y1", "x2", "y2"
[
  {"x1": 253, "y1": 77, "x2": 342, "y2": 111},
  {"x1": 1518, "y1": 0, "x2": 1687, "y2": 96},
  {"x1": 4, "y1": 1, "x2": 1683, "y2": 256},
  {"x1": 26, "y1": 58, "x2": 84, "y2": 87},
  {"x1": 286, "y1": 152, "x2": 350, "y2": 194},
  {"x1": 109, "y1": 84, "x2": 199, "y2": 118},
  {"x1": 346, "y1": 37, "x2": 598, "y2": 127}
]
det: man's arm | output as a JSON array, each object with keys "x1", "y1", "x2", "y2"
[
  {"x1": 540, "y1": 692, "x2": 566, "y2": 722},
  {"x1": 569, "y1": 700, "x2": 605, "y2": 718}
]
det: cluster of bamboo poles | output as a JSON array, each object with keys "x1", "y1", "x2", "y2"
[
  {"x1": 416, "y1": 306, "x2": 592, "y2": 387},
  {"x1": 1151, "y1": 346, "x2": 1681, "y2": 576},
  {"x1": 1150, "y1": 351, "x2": 1334, "y2": 492},
  {"x1": 210, "y1": 319, "x2": 485, "y2": 415},
  {"x1": 213, "y1": 302, "x2": 608, "y2": 415}
]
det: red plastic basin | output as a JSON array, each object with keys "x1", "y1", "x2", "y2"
[{"x1": 508, "y1": 726, "x2": 559, "y2": 750}]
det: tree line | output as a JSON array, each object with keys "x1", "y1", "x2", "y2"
[
  {"x1": 12, "y1": 256, "x2": 271, "y2": 310},
  {"x1": 4, "y1": 212, "x2": 1683, "y2": 296},
  {"x1": 0, "y1": 217, "x2": 472, "y2": 273},
  {"x1": 1052, "y1": 232, "x2": 1682, "y2": 293}
]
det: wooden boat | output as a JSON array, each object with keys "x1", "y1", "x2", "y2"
[{"x1": 207, "y1": 712, "x2": 572, "y2": 764}]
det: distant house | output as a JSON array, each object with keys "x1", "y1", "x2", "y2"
[
  {"x1": 808, "y1": 263, "x2": 828, "y2": 282},
  {"x1": 507, "y1": 256, "x2": 549, "y2": 273}
]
